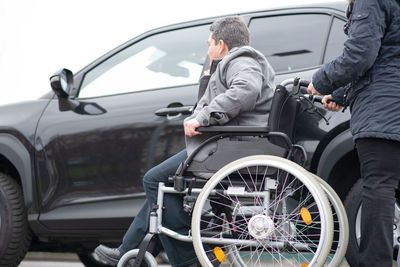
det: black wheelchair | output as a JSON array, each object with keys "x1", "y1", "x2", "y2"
[{"x1": 117, "y1": 78, "x2": 349, "y2": 267}]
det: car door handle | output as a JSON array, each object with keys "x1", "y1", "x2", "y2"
[{"x1": 155, "y1": 106, "x2": 194, "y2": 116}]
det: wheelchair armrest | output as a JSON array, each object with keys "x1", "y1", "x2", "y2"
[{"x1": 196, "y1": 125, "x2": 270, "y2": 133}]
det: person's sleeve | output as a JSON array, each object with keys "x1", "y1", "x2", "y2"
[
  {"x1": 194, "y1": 59, "x2": 263, "y2": 126},
  {"x1": 332, "y1": 87, "x2": 345, "y2": 106},
  {"x1": 313, "y1": 0, "x2": 386, "y2": 95}
]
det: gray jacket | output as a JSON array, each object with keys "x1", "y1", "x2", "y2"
[
  {"x1": 185, "y1": 46, "x2": 275, "y2": 163},
  {"x1": 313, "y1": 0, "x2": 400, "y2": 142}
]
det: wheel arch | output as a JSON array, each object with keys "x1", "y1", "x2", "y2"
[
  {"x1": 0, "y1": 134, "x2": 34, "y2": 208},
  {"x1": 316, "y1": 129, "x2": 360, "y2": 200}
]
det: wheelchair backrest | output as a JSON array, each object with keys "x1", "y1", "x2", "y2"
[{"x1": 267, "y1": 84, "x2": 300, "y2": 147}]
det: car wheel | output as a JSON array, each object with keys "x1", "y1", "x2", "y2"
[
  {"x1": 344, "y1": 178, "x2": 400, "y2": 266},
  {"x1": 0, "y1": 173, "x2": 32, "y2": 267}
]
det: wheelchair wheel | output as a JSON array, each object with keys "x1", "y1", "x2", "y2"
[
  {"x1": 192, "y1": 155, "x2": 333, "y2": 267},
  {"x1": 311, "y1": 174, "x2": 349, "y2": 267}
]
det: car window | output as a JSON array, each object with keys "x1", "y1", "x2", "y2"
[
  {"x1": 79, "y1": 25, "x2": 209, "y2": 98},
  {"x1": 324, "y1": 17, "x2": 347, "y2": 63},
  {"x1": 249, "y1": 14, "x2": 330, "y2": 73}
]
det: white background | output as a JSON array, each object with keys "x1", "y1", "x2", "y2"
[{"x1": 0, "y1": 0, "x2": 342, "y2": 106}]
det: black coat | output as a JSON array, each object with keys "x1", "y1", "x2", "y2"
[{"x1": 313, "y1": 0, "x2": 400, "y2": 142}]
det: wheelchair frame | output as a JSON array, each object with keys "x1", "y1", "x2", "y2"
[{"x1": 117, "y1": 78, "x2": 349, "y2": 267}]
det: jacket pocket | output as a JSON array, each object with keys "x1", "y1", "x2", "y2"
[
  {"x1": 348, "y1": 11, "x2": 370, "y2": 35},
  {"x1": 351, "y1": 12, "x2": 369, "y2": 21}
]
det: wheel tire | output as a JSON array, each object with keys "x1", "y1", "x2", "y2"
[
  {"x1": 0, "y1": 173, "x2": 32, "y2": 267},
  {"x1": 192, "y1": 155, "x2": 333, "y2": 267},
  {"x1": 312, "y1": 174, "x2": 349, "y2": 267},
  {"x1": 344, "y1": 178, "x2": 363, "y2": 267}
]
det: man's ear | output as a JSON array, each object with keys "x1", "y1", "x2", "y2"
[{"x1": 218, "y1": 40, "x2": 229, "y2": 55}]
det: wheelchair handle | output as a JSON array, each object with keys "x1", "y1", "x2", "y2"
[
  {"x1": 280, "y1": 78, "x2": 333, "y2": 104},
  {"x1": 280, "y1": 78, "x2": 310, "y2": 88},
  {"x1": 299, "y1": 79, "x2": 310, "y2": 88},
  {"x1": 304, "y1": 94, "x2": 332, "y2": 104}
]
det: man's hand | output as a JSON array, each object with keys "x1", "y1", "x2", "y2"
[
  {"x1": 322, "y1": 95, "x2": 342, "y2": 112},
  {"x1": 307, "y1": 81, "x2": 321, "y2": 95},
  {"x1": 184, "y1": 119, "x2": 202, "y2": 137}
]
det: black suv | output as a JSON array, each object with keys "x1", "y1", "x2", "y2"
[{"x1": 0, "y1": 2, "x2": 365, "y2": 266}]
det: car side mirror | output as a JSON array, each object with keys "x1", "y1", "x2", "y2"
[{"x1": 50, "y1": 68, "x2": 74, "y2": 98}]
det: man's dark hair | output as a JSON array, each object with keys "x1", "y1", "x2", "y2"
[{"x1": 210, "y1": 16, "x2": 250, "y2": 50}]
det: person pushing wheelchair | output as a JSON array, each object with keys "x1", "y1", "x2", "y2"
[{"x1": 308, "y1": 0, "x2": 400, "y2": 266}]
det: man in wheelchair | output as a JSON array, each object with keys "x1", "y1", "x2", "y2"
[{"x1": 95, "y1": 15, "x2": 275, "y2": 267}]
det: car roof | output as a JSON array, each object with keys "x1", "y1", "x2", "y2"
[
  {"x1": 74, "y1": 1, "x2": 346, "y2": 85},
  {"x1": 152, "y1": 1, "x2": 346, "y2": 34},
  {"x1": 238, "y1": 1, "x2": 346, "y2": 16}
]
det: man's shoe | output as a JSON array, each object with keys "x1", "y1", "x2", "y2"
[{"x1": 94, "y1": 244, "x2": 123, "y2": 266}]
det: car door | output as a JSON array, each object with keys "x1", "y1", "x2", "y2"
[{"x1": 34, "y1": 23, "x2": 210, "y2": 231}]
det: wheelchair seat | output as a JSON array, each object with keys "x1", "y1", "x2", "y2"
[{"x1": 186, "y1": 136, "x2": 287, "y2": 176}]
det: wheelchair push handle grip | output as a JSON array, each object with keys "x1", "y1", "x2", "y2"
[
  {"x1": 296, "y1": 79, "x2": 334, "y2": 104},
  {"x1": 299, "y1": 79, "x2": 310, "y2": 88},
  {"x1": 279, "y1": 78, "x2": 333, "y2": 104},
  {"x1": 281, "y1": 78, "x2": 310, "y2": 88},
  {"x1": 304, "y1": 94, "x2": 333, "y2": 104}
]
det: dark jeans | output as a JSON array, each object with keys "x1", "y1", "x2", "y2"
[
  {"x1": 118, "y1": 149, "x2": 198, "y2": 267},
  {"x1": 356, "y1": 138, "x2": 400, "y2": 267}
]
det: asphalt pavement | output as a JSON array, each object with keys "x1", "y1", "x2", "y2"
[{"x1": 19, "y1": 252, "x2": 392, "y2": 267}]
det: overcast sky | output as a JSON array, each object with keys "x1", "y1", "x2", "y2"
[{"x1": 0, "y1": 0, "x2": 341, "y2": 106}]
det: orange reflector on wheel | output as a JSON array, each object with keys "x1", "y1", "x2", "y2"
[
  {"x1": 302, "y1": 263, "x2": 309, "y2": 267},
  {"x1": 301, "y1": 207, "x2": 312, "y2": 225},
  {"x1": 214, "y1": 246, "x2": 226, "y2": 263}
]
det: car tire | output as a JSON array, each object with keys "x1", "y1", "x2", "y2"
[
  {"x1": 343, "y1": 178, "x2": 363, "y2": 267},
  {"x1": 0, "y1": 172, "x2": 31, "y2": 267}
]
